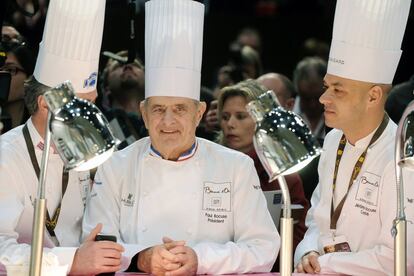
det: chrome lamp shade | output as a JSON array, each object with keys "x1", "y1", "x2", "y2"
[
  {"x1": 247, "y1": 91, "x2": 322, "y2": 180},
  {"x1": 393, "y1": 100, "x2": 414, "y2": 276},
  {"x1": 247, "y1": 90, "x2": 322, "y2": 276},
  {"x1": 29, "y1": 81, "x2": 116, "y2": 276},
  {"x1": 44, "y1": 81, "x2": 117, "y2": 171}
]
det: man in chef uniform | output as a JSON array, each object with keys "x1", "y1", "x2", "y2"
[
  {"x1": 294, "y1": 0, "x2": 411, "y2": 275},
  {"x1": 82, "y1": 0, "x2": 280, "y2": 275},
  {"x1": 0, "y1": 0, "x2": 124, "y2": 274}
]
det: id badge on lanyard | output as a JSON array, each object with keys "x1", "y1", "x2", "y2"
[
  {"x1": 321, "y1": 230, "x2": 351, "y2": 253},
  {"x1": 326, "y1": 114, "x2": 389, "y2": 254}
]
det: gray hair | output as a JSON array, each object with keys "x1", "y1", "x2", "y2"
[
  {"x1": 24, "y1": 76, "x2": 50, "y2": 115},
  {"x1": 293, "y1": 56, "x2": 327, "y2": 88}
]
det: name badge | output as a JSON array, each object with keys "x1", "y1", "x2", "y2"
[
  {"x1": 202, "y1": 182, "x2": 231, "y2": 212},
  {"x1": 355, "y1": 172, "x2": 380, "y2": 206},
  {"x1": 321, "y1": 234, "x2": 351, "y2": 254},
  {"x1": 79, "y1": 174, "x2": 91, "y2": 206}
]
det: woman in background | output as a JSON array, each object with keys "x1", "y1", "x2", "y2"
[{"x1": 217, "y1": 79, "x2": 309, "y2": 270}]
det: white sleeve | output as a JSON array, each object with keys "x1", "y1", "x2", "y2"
[
  {"x1": 192, "y1": 157, "x2": 280, "y2": 274},
  {"x1": 293, "y1": 183, "x2": 323, "y2": 265},
  {"x1": 316, "y1": 162, "x2": 396, "y2": 276},
  {"x1": 0, "y1": 152, "x2": 77, "y2": 274},
  {"x1": 0, "y1": 157, "x2": 28, "y2": 260},
  {"x1": 294, "y1": 165, "x2": 324, "y2": 265},
  {"x1": 82, "y1": 157, "x2": 146, "y2": 271}
]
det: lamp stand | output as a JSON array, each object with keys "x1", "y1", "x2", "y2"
[
  {"x1": 277, "y1": 175, "x2": 293, "y2": 276},
  {"x1": 394, "y1": 218, "x2": 407, "y2": 276},
  {"x1": 393, "y1": 163, "x2": 407, "y2": 276},
  {"x1": 29, "y1": 111, "x2": 52, "y2": 276}
]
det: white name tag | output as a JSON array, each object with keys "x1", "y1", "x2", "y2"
[
  {"x1": 202, "y1": 182, "x2": 231, "y2": 212},
  {"x1": 321, "y1": 233, "x2": 351, "y2": 253},
  {"x1": 355, "y1": 172, "x2": 380, "y2": 206}
]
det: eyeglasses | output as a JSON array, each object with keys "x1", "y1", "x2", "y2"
[
  {"x1": 1, "y1": 34, "x2": 25, "y2": 46},
  {"x1": 0, "y1": 65, "x2": 26, "y2": 76}
]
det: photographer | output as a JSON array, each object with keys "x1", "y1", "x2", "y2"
[{"x1": 0, "y1": 33, "x2": 35, "y2": 133}]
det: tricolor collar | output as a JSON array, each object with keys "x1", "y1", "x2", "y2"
[
  {"x1": 149, "y1": 140, "x2": 198, "y2": 161},
  {"x1": 26, "y1": 118, "x2": 58, "y2": 154}
]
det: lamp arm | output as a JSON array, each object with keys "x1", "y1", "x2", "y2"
[
  {"x1": 38, "y1": 112, "x2": 52, "y2": 199},
  {"x1": 392, "y1": 101, "x2": 414, "y2": 276},
  {"x1": 277, "y1": 175, "x2": 291, "y2": 218},
  {"x1": 29, "y1": 111, "x2": 52, "y2": 276},
  {"x1": 394, "y1": 101, "x2": 414, "y2": 218}
]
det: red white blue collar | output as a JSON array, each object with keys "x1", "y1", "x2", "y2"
[{"x1": 149, "y1": 140, "x2": 198, "y2": 161}]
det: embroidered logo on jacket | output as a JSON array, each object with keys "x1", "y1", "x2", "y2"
[
  {"x1": 121, "y1": 193, "x2": 135, "y2": 207},
  {"x1": 202, "y1": 182, "x2": 231, "y2": 212},
  {"x1": 355, "y1": 172, "x2": 380, "y2": 207}
]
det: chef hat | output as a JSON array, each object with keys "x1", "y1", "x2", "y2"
[
  {"x1": 145, "y1": 0, "x2": 205, "y2": 100},
  {"x1": 33, "y1": 0, "x2": 105, "y2": 93},
  {"x1": 327, "y1": 0, "x2": 411, "y2": 84}
]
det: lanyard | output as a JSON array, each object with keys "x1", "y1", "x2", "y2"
[
  {"x1": 330, "y1": 114, "x2": 389, "y2": 230},
  {"x1": 22, "y1": 124, "x2": 69, "y2": 237}
]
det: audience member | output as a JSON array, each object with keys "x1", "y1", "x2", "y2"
[
  {"x1": 0, "y1": 38, "x2": 35, "y2": 133},
  {"x1": 257, "y1": 72, "x2": 296, "y2": 110},
  {"x1": 385, "y1": 74, "x2": 414, "y2": 124},
  {"x1": 217, "y1": 79, "x2": 309, "y2": 271},
  {"x1": 292, "y1": 56, "x2": 327, "y2": 144},
  {"x1": 101, "y1": 50, "x2": 147, "y2": 149}
]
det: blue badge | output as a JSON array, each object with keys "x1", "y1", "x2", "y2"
[{"x1": 83, "y1": 72, "x2": 98, "y2": 88}]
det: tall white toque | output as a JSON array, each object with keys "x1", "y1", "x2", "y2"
[
  {"x1": 145, "y1": 0, "x2": 205, "y2": 100},
  {"x1": 327, "y1": 0, "x2": 412, "y2": 84},
  {"x1": 33, "y1": 0, "x2": 106, "y2": 93}
]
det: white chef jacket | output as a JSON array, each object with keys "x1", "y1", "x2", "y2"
[
  {"x1": 294, "y1": 120, "x2": 397, "y2": 276},
  {"x1": 0, "y1": 119, "x2": 90, "y2": 272},
  {"x1": 83, "y1": 137, "x2": 279, "y2": 274}
]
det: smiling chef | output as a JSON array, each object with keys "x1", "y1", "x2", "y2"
[{"x1": 82, "y1": 0, "x2": 279, "y2": 275}]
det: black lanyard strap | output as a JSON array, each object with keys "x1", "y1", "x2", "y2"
[
  {"x1": 330, "y1": 114, "x2": 389, "y2": 229},
  {"x1": 22, "y1": 124, "x2": 68, "y2": 237}
]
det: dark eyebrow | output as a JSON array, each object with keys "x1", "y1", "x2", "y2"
[{"x1": 4, "y1": 62, "x2": 19, "y2": 66}]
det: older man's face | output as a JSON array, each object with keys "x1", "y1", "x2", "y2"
[{"x1": 141, "y1": 96, "x2": 206, "y2": 160}]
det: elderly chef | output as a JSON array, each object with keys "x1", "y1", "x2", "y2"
[
  {"x1": 294, "y1": 0, "x2": 412, "y2": 275},
  {"x1": 82, "y1": 0, "x2": 279, "y2": 275},
  {"x1": 0, "y1": 0, "x2": 124, "y2": 275}
]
